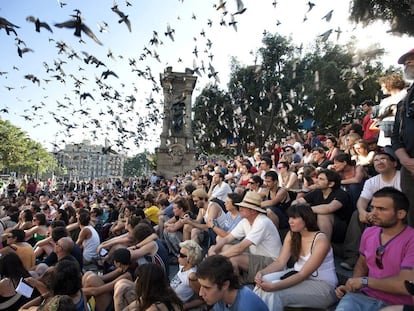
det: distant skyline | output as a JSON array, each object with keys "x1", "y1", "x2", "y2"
[{"x1": 1, "y1": 0, "x2": 412, "y2": 155}]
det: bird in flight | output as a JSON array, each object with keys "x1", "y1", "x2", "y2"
[
  {"x1": 26, "y1": 16, "x2": 53, "y2": 33},
  {"x1": 54, "y1": 10, "x2": 102, "y2": 45},
  {"x1": 111, "y1": 5, "x2": 131, "y2": 32}
]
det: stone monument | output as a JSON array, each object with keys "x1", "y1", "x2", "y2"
[{"x1": 156, "y1": 67, "x2": 198, "y2": 179}]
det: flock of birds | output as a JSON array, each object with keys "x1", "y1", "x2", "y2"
[{"x1": 0, "y1": 0, "x2": 348, "y2": 154}]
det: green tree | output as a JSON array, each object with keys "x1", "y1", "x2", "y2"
[
  {"x1": 123, "y1": 151, "x2": 156, "y2": 177},
  {"x1": 192, "y1": 84, "x2": 233, "y2": 154},
  {"x1": 0, "y1": 119, "x2": 56, "y2": 176},
  {"x1": 350, "y1": 0, "x2": 414, "y2": 36}
]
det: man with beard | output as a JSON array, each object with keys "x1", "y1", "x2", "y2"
[
  {"x1": 392, "y1": 49, "x2": 414, "y2": 226},
  {"x1": 335, "y1": 187, "x2": 414, "y2": 310}
]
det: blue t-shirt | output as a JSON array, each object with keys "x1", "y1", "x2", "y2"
[{"x1": 213, "y1": 286, "x2": 269, "y2": 311}]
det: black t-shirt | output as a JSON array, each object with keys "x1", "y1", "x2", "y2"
[{"x1": 303, "y1": 188, "x2": 352, "y2": 222}]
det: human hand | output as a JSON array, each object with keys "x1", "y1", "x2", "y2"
[
  {"x1": 207, "y1": 245, "x2": 217, "y2": 256},
  {"x1": 257, "y1": 280, "x2": 274, "y2": 292},
  {"x1": 335, "y1": 285, "x2": 348, "y2": 299},
  {"x1": 254, "y1": 271, "x2": 263, "y2": 285},
  {"x1": 345, "y1": 277, "x2": 363, "y2": 292}
]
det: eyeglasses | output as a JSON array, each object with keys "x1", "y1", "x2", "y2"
[
  {"x1": 178, "y1": 252, "x2": 188, "y2": 258},
  {"x1": 375, "y1": 245, "x2": 385, "y2": 269}
]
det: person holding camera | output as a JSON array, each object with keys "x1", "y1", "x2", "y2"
[{"x1": 392, "y1": 48, "x2": 414, "y2": 227}]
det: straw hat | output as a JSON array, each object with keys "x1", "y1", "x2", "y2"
[{"x1": 235, "y1": 191, "x2": 266, "y2": 213}]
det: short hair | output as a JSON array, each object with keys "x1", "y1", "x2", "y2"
[
  {"x1": 227, "y1": 193, "x2": 243, "y2": 205},
  {"x1": 372, "y1": 187, "x2": 409, "y2": 212},
  {"x1": 35, "y1": 212, "x2": 47, "y2": 226},
  {"x1": 261, "y1": 157, "x2": 272, "y2": 167},
  {"x1": 174, "y1": 197, "x2": 190, "y2": 212},
  {"x1": 250, "y1": 175, "x2": 263, "y2": 187},
  {"x1": 10, "y1": 229, "x2": 25, "y2": 242},
  {"x1": 22, "y1": 209, "x2": 33, "y2": 222},
  {"x1": 133, "y1": 222, "x2": 155, "y2": 243},
  {"x1": 113, "y1": 248, "x2": 131, "y2": 265},
  {"x1": 264, "y1": 170, "x2": 278, "y2": 181},
  {"x1": 215, "y1": 171, "x2": 224, "y2": 180},
  {"x1": 317, "y1": 169, "x2": 341, "y2": 190},
  {"x1": 179, "y1": 240, "x2": 203, "y2": 265},
  {"x1": 192, "y1": 188, "x2": 209, "y2": 200},
  {"x1": 312, "y1": 147, "x2": 326, "y2": 155},
  {"x1": 196, "y1": 255, "x2": 240, "y2": 290},
  {"x1": 334, "y1": 152, "x2": 356, "y2": 166},
  {"x1": 184, "y1": 183, "x2": 196, "y2": 195},
  {"x1": 374, "y1": 151, "x2": 396, "y2": 162},
  {"x1": 51, "y1": 227, "x2": 68, "y2": 242},
  {"x1": 78, "y1": 211, "x2": 90, "y2": 226},
  {"x1": 58, "y1": 237, "x2": 74, "y2": 254},
  {"x1": 51, "y1": 259, "x2": 81, "y2": 296}
]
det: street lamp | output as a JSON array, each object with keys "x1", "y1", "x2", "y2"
[{"x1": 35, "y1": 158, "x2": 40, "y2": 180}]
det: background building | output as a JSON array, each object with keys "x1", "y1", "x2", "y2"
[{"x1": 54, "y1": 140, "x2": 125, "y2": 180}]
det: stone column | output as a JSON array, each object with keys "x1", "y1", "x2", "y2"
[{"x1": 157, "y1": 67, "x2": 198, "y2": 179}]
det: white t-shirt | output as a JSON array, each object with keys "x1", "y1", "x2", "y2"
[
  {"x1": 360, "y1": 170, "x2": 401, "y2": 200},
  {"x1": 231, "y1": 214, "x2": 282, "y2": 259},
  {"x1": 211, "y1": 182, "x2": 232, "y2": 202},
  {"x1": 170, "y1": 266, "x2": 197, "y2": 302}
]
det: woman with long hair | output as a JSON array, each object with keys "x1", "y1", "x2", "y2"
[
  {"x1": 325, "y1": 136, "x2": 340, "y2": 162},
  {"x1": 0, "y1": 253, "x2": 39, "y2": 311},
  {"x1": 254, "y1": 204, "x2": 337, "y2": 310},
  {"x1": 115, "y1": 263, "x2": 183, "y2": 311}
]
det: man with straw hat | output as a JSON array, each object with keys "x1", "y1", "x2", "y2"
[{"x1": 208, "y1": 191, "x2": 282, "y2": 284}]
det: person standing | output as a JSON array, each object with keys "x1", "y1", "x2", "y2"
[{"x1": 392, "y1": 48, "x2": 414, "y2": 227}]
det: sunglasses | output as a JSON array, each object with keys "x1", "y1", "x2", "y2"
[
  {"x1": 178, "y1": 252, "x2": 187, "y2": 258},
  {"x1": 375, "y1": 245, "x2": 385, "y2": 269}
]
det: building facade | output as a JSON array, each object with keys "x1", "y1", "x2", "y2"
[{"x1": 54, "y1": 140, "x2": 125, "y2": 181}]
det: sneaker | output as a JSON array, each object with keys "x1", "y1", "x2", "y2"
[{"x1": 340, "y1": 261, "x2": 354, "y2": 271}]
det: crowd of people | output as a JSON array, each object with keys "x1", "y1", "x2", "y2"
[{"x1": 0, "y1": 49, "x2": 414, "y2": 311}]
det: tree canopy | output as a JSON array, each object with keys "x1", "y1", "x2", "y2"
[
  {"x1": 0, "y1": 119, "x2": 56, "y2": 176},
  {"x1": 193, "y1": 33, "x2": 389, "y2": 154},
  {"x1": 350, "y1": 0, "x2": 414, "y2": 36}
]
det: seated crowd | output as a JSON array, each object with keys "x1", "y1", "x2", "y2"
[{"x1": 0, "y1": 122, "x2": 414, "y2": 311}]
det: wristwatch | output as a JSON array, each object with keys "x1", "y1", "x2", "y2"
[{"x1": 362, "y1": 277, "x2": 368, "y2": 287}]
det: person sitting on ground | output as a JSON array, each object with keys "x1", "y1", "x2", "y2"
[
  {"x1": 31, "y1": 227, "x2": 83, "y2": 278},
  {"x1": 292, "y1": 169, "x2": 352, "y2": 242},
  {"x1": 182, "y1": 188, "x2": 227, "y2": 247},
  {"x1": 208, "y1": 191, "x2": 282, "y2": 284},
  {"x1": 170, "y1": 240, "x2": 205, "y2": 310},
  {"x1": 260, "y1": 171, "x2": 291, "y2": 230},
  {"x1": 335, "y1": 187, "x2": 414, "y2": 310},
  {"x1": 333, "y1": 152, "x2": 368, "y2": 210},
  {"x1": 207, "y1": 171, "x2": 233, "y2": 204},
  {"x1": 325, "y1": 135, "x2": 341, "y2": 162},
  {"x1": 97, "y1": 215, "x2": 142, "y2": 268},
  {"x1": 196, "y1": 255, "x2": 269, "y2": 311},
  {"x1": 340, "y1": 151, "x2": 401, "y2": 271},
  {"x1": 0, "y1": 229, "x2": 35, "y2": 270},
  {"x1": 205, "y1": 192, "x2": 243, "y2": 242},
  {"x1": 113, "y1": 263, "x2": 183, "y2": 311},
  {"x1": 24, "y1": 212, "x2": 48, "y2": 246},
  {"x1": 128, "y1": 221, "x2": 169, "y2": 276},
  {"x1": 277, "y1": 161, "x2": 299, "y2": 191},
  {"x1": 254, "y1": 204, "x2": 338, "y2": 310},
  {"x1": 163, "y1": 197, "x2": 190, "y2": 258},
  {"x1": 22, "y1": 259, "x2": 87, "y2": 311},
  {"x1": 76, "y1": 209, "x2": 100, "y2": 265},
  {"x1": 0, "y1": 253, "x2": 40, "y2": 311},
  {"x1": 311, "y1": 147, "x2": 331, "y2": 169},
  {"x1": 82, "y1": 248, "x2": 135, "y2": 311}
]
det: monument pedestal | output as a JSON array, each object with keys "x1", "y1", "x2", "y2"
[{"x1": 156, "y1": 67, "x2": 198, "y2": 179}]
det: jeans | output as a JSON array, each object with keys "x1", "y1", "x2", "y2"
[{"x1": 335, "y1": 292, "x2": 388, "y2": 311}]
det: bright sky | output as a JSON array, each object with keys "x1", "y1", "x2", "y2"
[{"x1": 1, "y1": 0, "x2": 412, "y2": 156}]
